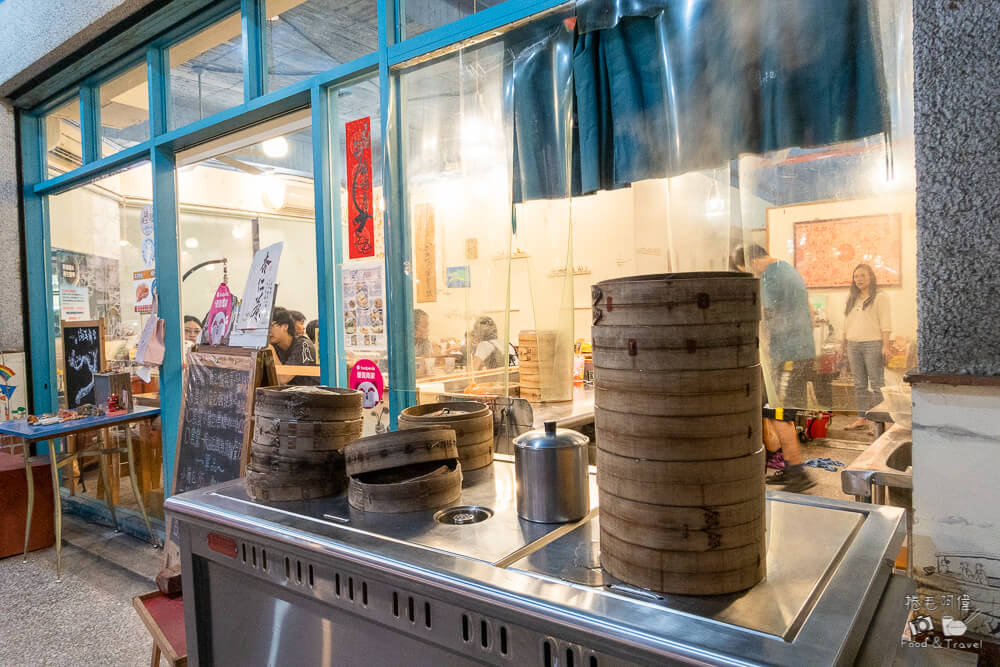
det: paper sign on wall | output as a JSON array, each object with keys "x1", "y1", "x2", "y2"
[
  {"x1": 229, "y1": 242, "x2": 283, "y2": 348},
  {"x1": 133, "y1": 269, "x2": 155, "y2": 313},
  {"x1": 346, "y1": 116, "x2": 375, "y2": 259},
  {"x1": 343, "y1": 261, "x2": 385, "y2": 351},
  {"x1": 60, "y1": 286, "x2": 91, "y2": 322}
]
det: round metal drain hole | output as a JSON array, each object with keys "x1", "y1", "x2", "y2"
[{"x1": 434, "y1": 506, "x2": 494, "y2": 525}]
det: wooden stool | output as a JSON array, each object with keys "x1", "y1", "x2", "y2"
[{"x1": 133, "y1": 591, "x2": 187, "y2": 667}]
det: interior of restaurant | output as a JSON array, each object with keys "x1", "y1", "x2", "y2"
[{"x1": 38, "y1": 0, "x2": 916, "y2": 516}]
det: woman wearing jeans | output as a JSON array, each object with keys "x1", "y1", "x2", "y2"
[{"x1": 842, "y1": 264, "x2": 891, "y2": 430}]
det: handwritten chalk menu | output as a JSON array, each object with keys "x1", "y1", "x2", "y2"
[
  {"x1": 165, "y1": 346, "x2": 273, "y2": 569},
  {"x1": 61, "y1": 320, "x2": 105, "y2": 408}
]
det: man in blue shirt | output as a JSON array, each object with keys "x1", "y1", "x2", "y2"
[{"x1": 733, "y1": 244, "x2": 816, "y2": 492}]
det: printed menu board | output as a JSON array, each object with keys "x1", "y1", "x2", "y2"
[{"x1": 343, "y1": 261, "x2": 385, "y2": 351}]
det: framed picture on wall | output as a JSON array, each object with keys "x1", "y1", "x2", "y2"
[{"x1": 791, "y1": 214, "x2": 902, "y2": 288}]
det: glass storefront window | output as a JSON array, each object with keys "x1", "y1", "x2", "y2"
[
  {"x1": 401, "y1": 0, "x2": 505, "y2": 40},
  {"x1": 47, "y1": 162, "x2": 165, "y2": 517},
  {"x1": 264, "y1": 0, "x2": 378, "y2": 93},
  {"x1": 177, "y1": 110, "x2": 321, "y2": 383},
  {"x1": 395, "y1": 0, "x2": 917, "y2": 464},
  {"x1": 168, "y1": 12, "x2": 244, "y2": 130},
  {"x1": 329, "y1": 76, "x2": 386, "y2": 434},
  {"x1": 44, "y1": 96, "x2": 81, "y2": 177},
  {"x1": 99, "y1": 63, "x2": 150, "y2": 157}
]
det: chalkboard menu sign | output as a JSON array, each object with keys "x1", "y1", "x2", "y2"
[
  {"x1": 61, "y1": 320, "x2": 106, "y2": 408},
  {"x1": 165, "y1": 346, "x2": 273, "y2": 568}
]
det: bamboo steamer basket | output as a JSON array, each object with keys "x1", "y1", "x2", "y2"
[
  {"x1": 600, "y1": 508, "x2": 764, "y2": 552},
  {"x1": 344, "y1": 427, "x2": 458, "y2": 477},
  {"x1": 599, "y1": 489, "x2": 765, "y2": 531},
  {"x1": 253, "y1": 417, "x2": 363, "y2": 439},
  {"x1": 518, "y1": 330, "x2": 571, "y2": 403},
  {"x1": 591, "y1": 322, "x2": 759, "y2": 371},
  {"x1": 398, "y1": 402, "x2": 493, "y2": 471},
  {"x1": 600, "y1": 526, "x2": 766, "y2": 595},
  {"x1": 594, "y1": 365, "x2": 761, "y2": 417},
  {"x1": 348, "y1": 461, "x2": 463, "y2": 513},
  {"x1": 590, "y1": 272, "x2": 760, "y2": 327},
  {"x1": 255, "y1": 386, "x2": 363, "y2": 421}
]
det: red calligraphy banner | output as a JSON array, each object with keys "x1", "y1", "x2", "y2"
[{"x1": 346, "y1": 117, "x2": 374, "y2": 258}]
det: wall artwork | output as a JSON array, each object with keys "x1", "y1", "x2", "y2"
[
  {"x1": 346, "y1": 116, "x2": 375, "y2": 259},
  {"x1": 446, "y1": 266, "x2": 470, "y2": 288},
  {"x1": 793, "y1": 214, "x2": 902, "y2": 288},
  {"x1": 414, "y1": 203, "x2": 437, "y2": 303}
]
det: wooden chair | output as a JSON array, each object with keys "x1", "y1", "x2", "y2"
[{"x1": 133, "y1": 591, "x2": 187, "y2": 667}]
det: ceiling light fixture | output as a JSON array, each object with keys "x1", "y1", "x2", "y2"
[
  {"x1": 184, "y1": 237, "x2": 199, "y2": 249},
  {"x1": 262, "y1": 136, "x2": 289, "y2": 158}
]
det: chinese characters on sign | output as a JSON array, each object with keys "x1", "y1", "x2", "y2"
[
  {"x1": 346, "y1": 117, "x2": 374, "y2": 259},
  {"x1": 230, "y1": 242, "x2": 283, "y2": 348}
]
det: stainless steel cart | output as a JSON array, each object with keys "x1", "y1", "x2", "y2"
[{"x1": 166, "y1": 457, "x2": 911, "y2": 666}]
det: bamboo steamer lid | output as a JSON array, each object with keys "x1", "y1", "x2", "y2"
[
  {"x1": 591, "y1": 272, "x2": 760, "y2": 327},
  {"x1": 600, "y1": 532, "x2": 765, "y2": 595},
  {"x1": 255, "y1": 386, "x2": 363, "y2": 421},
  {"x1": 598, "y1": 489, "x2": 765, "y2": 531},
  {"x1": 399, "y1": 401, "x2": 490, "y2": 422},
  {"x1": 596, "y1": 448, "x2": 764, "y2": 506},
  {"x1": 344, "y1": 427, "x2": 458, "y2": 477},
  {"x1": 594, "y1": 367, "x2": 761, "y2": 417},
  {"x1": 254, "y1": 417, "x2": 363, "y2": 439},
  {"x1": 600, "y1": 507, "x2": 764, "y2": 552},
  {"x1": 348, "y1": 461, "x2": 463, "y2": 512}
]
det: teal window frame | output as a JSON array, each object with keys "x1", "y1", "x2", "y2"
[{"x1": 19, "y1": 0, "x2": 568, "y2": 501}]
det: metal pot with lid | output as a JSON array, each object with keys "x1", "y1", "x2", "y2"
[{"x1": 513, "y1": 420, "x2": 590, "y2": 523}]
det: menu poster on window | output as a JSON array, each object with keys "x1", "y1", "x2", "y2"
[
  {"x1": 229, "y1": 242, "x2": 283, "y2": 348},
  {"x1": 414, "y1": 203, "x2": 437, "y2": 303},
  {"x1": 343, "y1": 261, "x2": 385, "y2": 350},
  {"x1": 60, "y1": 285, "x2": 91, "y2": 321},
  {"x1": 133, "y1": 269, "x2": 155, "y2": 313},
  {"x1": 346, "y1": 116, "x2": 374, "y2": 259}
]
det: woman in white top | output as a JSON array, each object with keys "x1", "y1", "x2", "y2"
[
  {"x1": 842, "y1": 264, "x2": 891, "y2": 430},
  {"x1": 470, "y1": 316, "x2": 518, "y2": 370}
]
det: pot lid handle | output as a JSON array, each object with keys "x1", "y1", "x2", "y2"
[{"x1": 544, "y1": 420, "x2": 557, "y2": 436}]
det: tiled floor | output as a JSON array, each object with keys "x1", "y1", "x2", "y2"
[{"x1": 0, "y1": 513, "x2": 161, "y2": 666}]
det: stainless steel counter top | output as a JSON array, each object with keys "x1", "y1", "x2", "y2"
[{"x1": 167, "y1": 457, "x2": 906, "y2": 666}]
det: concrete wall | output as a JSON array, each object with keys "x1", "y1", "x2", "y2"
[
  {"x1": 913, "y1": 0, "x2": 1000, "y2": 376},
  {"x1": 0, "y1": 0, "x2": 156, "y2": 98},
  {"x1": 0, "y1": 105, "x2": 24, "y2": 352},
  {"x1": 910, "y1": 0, "x2": 1000, "y2": 640}
]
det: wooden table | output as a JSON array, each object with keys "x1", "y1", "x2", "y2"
[{"x1": 0, "y1": 407, "x2": 161, "y2": 579}]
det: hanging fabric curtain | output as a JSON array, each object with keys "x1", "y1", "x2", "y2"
[{"x1": 510, "y1": 0, "x2": 890, "y2": 200}]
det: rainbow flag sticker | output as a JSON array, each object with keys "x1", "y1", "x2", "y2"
[{"x1": 0, "y1": 365, "x2": 13, "y2": 382}]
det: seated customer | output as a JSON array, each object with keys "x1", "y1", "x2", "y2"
[
  {"x1": 470, "y1": 316, "x2": 518, "y2": 370},
  {"x1": 306, "y1": 319, "x2": 319, "y2": 345},
  {"x1": 289, "y1": 310, "x2": 307, "y2": 337},
  {"x1": 414, "y1": 309, "x2": 433, "y2": 357},
  {"x1": 269, "y1": 307, "x2": 320, "y2": 386}
]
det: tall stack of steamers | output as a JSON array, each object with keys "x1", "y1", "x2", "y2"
[
  {"x1": 592, "y1": 272, "x2": 766, "y2": 595},
  {"x1": 248, "y1": 387, "x2": 363, "y2": 502}
]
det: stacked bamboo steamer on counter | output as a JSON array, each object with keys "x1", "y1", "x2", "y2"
[
  {"x1": 247, "y1": 386, "x2": 363, "y2": 502},
  {"x1": 592, "y1": 272, "x2": 765, "y2": 595},
  {"x1": 518, "y1": 330, "x2": 570, "y2": 403},
  {"x1": 345, "y1": 427, "x2": 462, "y2": 512},
  {"x1": 398, "y1": 401, "x2": 493, "y2": 471}
]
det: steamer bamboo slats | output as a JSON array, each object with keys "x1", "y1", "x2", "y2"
[
  {"x1": 518, "y1": 330, "x2": 571, "y2": 403},
  {"x1": 592, "y1": 272, "x2": 765, "y2": 595},
  {"x1": 246, "y1": 386, "x2": 363, "y2": 503},
  {"x1": 344, "y1": 428, "x2": 464, "y2": 512},
  {"x1": 398, "y1": 401, "x2": 493, "y2": 470}
]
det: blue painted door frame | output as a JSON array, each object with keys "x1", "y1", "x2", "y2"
[{"x1": 20, "y1": 0, "x2": 568, "y2": 500}]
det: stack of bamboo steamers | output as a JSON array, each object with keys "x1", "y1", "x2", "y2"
[
  {"x1": 592, "y1": 272, "x2": 765, "y2": 595},
  {"x1": 344, "y1": 401, "x2": 493, "y2": 512},
  {"x1": 247, "y1": 386, "x2": 363, "y2": 502}
]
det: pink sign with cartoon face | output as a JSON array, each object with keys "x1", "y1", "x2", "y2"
[
  {"x1": 349, "y1": 359, "x2": 384, "y2": 409},
  {"x1": 206, "y1": 283, "x2": 234, "y2": 345}
]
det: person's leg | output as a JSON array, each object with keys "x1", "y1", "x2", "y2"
[
  {"x1": 864, "y1": 341, "x2": 886, "y2": 407},
  {"x1": 846, "y1": 341, "x2": 869, "y2": 428},
  {"x1": 766, "y1": 363, "x2": 816, "y2": 492}
]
